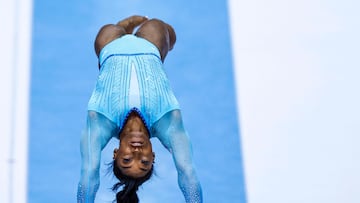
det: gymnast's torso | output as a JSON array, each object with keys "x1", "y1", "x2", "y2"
[{"x1": 87, "y1": 35, "x2": 180, "y2": 135}]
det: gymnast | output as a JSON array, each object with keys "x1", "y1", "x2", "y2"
[{"x1": 77, "y1": 15, "x2": 203, "y2": 203}]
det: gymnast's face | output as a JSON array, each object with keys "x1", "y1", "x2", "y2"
[{"x1": 113, "y1": 131, "x2": 155, "y2": 178}]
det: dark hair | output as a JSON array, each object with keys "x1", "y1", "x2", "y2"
[{"x1": 112, "y1": 161, "x2": 154, "y2": 203}]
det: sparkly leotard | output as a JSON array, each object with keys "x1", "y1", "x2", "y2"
[
  {"x1": 88, "y1": 35, "x2": 180, "y2": 132},
  {"x1": 77, "y1": 35, "x2": 202, "y2": 203}
]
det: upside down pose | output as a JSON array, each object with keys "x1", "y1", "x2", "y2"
[{"x1": 77, "y1": 15, "x2": 203, "y2": 203}]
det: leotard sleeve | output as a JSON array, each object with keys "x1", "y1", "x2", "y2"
[
  {"x1": 77, "y1": 111, "x2": 118, "y2": 203},
  {"x1": 152, "y1": 110, "x2": 203, "y2": 203}
]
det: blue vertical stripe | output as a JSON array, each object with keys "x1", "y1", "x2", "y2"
[{"x1": 29, "y1": 1, "x2": 245, "y2": 202}]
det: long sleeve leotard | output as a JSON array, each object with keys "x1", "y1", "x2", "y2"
[{"x1": 77, "y1": 35, "x2": 202, "y2": 203}]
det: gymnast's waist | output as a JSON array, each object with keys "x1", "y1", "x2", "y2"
[{"x1": 99, "y1": 35, "x2": 161, "y2": 65}]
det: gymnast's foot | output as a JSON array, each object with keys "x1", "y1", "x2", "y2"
[{"x1": 116, "y1": 15, "x2": 148, "y2": 34}]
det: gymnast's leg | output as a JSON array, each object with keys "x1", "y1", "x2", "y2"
[
  {"x1": 94, "y1": 15, "x2": 148, "y2": 57},
  {"x1": 152, "y1": 110, "x2": 203, "y2": 203},
  {"x1": 77, "y1": 111, "x2": 119, "y2": 203},
  {"x1": 135, "y1": 18, "x2": 176, "y2": 62}
]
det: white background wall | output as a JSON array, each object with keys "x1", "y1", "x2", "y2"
[
  {"x1": 229, "y1": 0, "x2": 360, "y2": 202},
  {"x1": 0, "y1": 0, "x2": 32, "y2": 202}
]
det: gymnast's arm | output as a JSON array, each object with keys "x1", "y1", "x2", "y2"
[
  {"x1": 170, "y1": 129, "x2": 203, "y2": 203},
  {"x1": 152, "y1": 110, "x2": 203, "y2": 203},
  {"x1": 77, "y1": 112, "x2": 117, "y2": 202}
]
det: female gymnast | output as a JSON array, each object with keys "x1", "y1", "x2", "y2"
[{"x1": 77, "y1": 15, "x2": 203, "y2": 203}]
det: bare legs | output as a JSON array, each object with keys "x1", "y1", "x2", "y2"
[
  {"x1": 94, "y1": 16, "x2": 176, "y2": 62},
  {"x1": 116, "y1": 15, "x2": 148, "y2": 34},
  {"x1": 135, "y1": 19, "x2": 176, "y2": 61},
  {"x1": 94, "y1": 15, "x2": 148, "y2": 57}
]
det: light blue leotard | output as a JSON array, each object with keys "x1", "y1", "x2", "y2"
[
  {"x1": 88, "y1": 35, "x2": 180, "y2": 131},
  {"x1": 77, "y1": 35, "x2": 202, "y2": 203}
]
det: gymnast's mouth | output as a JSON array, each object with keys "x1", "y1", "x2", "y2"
[
  {"x1": 130, "y1": 141, "x2": 144, "y2": 147},
  {"x1": 126, "y1": 131, "x2": 147, "y2": 146},
  {"x1": 129, "y1": 135, "x2": 145, "y2": 146}
]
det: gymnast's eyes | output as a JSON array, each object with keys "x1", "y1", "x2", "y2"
[
  {"x1": 123, "y1": 158, "x2": 132, "y2": 164},
  {"x1": 141, "y1": 160, "x2": 151, "y2": 166}
]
